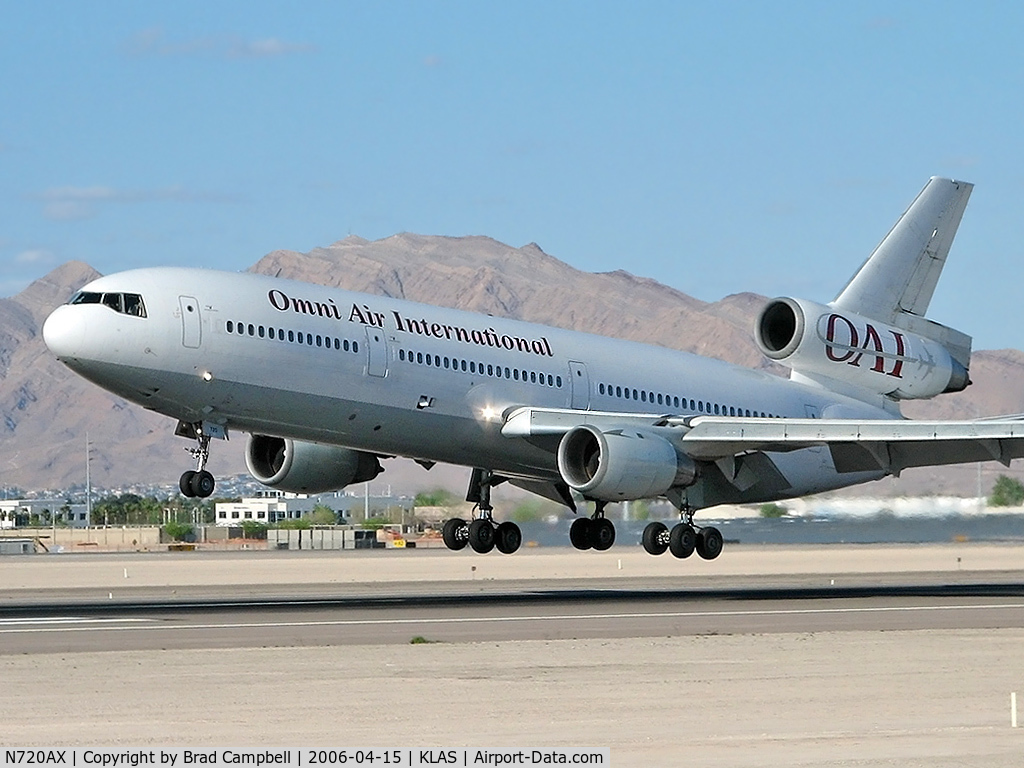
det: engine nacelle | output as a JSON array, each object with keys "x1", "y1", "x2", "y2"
[
  {"x1": 245, "y1": 435, "x2": 383, "y2": 494},
  {"x1": 755, "y1": 297, "x2": 969, "y2": 399},
  {"x1": 556, "y1": 425, "x2": 696, "y2": 501}
]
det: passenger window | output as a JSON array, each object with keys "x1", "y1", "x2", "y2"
[
  {"x1": 641, "y1": 391, "x2": 647, "y2": 402},
  {"x1": 599, "y1": 383, "x2": 605, "y2": 395},
  {"x1": 248, "y1": 324, "x2": 255, "y2": 336},
  {"x1": 288, "y1": 330, "x2": 295, "y2": 342},
  {"x1": 226, "y1": 321, "x2": 234, "y2": 333},
  {"x1": 258, "y1": 326, "x2": 265, "y2": 338},
  {"x1": 416, "y1": 352, "x2": 423, "y2": 364},
  {"x1": 556, "y1": 376, "x2": 562, "y2": 387}
]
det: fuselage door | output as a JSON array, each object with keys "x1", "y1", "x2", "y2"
[
  {"x1": 178, "y1": 296, "x2": 201, "y2": 349},
  {"x1": 365, "y1": 326, "x2": 388, "y2": 378},
  {"x1": 568, "y1": 360, "x2": 590, "y2": 410}
]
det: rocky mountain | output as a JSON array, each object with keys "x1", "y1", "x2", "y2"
[{"x1": 2, "y1": 235, "x2": 1022, "y2": 500}]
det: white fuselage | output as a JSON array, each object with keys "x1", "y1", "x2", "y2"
[{"x1": 43, "y1": 266, "x2": 891, "y2": 505}]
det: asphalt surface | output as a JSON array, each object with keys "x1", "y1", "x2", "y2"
[
  {"x1": 3, "y1": 580, "x2": 1024, "y2": 653},
  {"x1": 4, "y1": 545, "x2": 1024, "y2": 766}
]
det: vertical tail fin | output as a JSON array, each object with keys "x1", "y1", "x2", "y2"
[
  {"x1": 832, "y1": 176, "x2": 973, "y2": 369},
  {"x1": 833, "y1": 177, "x2": 973, "y2": 323}
]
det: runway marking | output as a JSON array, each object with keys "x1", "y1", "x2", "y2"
[
  {"x1": 0, "y1": 602, "x2": 1021, "y2": 633},
  {"x1": 0, "y1": 617, "x2": 155, "y2": 626}
]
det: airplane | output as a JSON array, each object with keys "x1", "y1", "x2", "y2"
[{"x1": 42, "y1": 177, "x2": 1024, "y2": 560}]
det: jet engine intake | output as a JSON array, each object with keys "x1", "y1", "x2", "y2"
[
  {"x1": 556, "y1": 424, "x2": 696, "y2": 501},
  {"x1": 754, "y1": 297, "x2": 969, "y2": 399},
  {"x1": 245, "y1": 435, "x2": 383, "y2": 494}
]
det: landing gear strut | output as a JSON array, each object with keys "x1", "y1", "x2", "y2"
[
  {"x1": 177, "y1": 421, "x2": 216, "y2": 499},
  {"x1": 642, "y1": 506, "x2": 722, "y2": 560},
  {"x1": 441, "y1": 468, "x2": 522, "y2": 555},
  {"x1": 569, "y1": 500, "x2": 616, "y2": 551}
]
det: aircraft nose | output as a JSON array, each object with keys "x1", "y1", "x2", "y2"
[{"x1": 42, "y1": 304, "x2": 86, "y2": 359}]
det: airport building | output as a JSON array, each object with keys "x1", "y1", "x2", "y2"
[
  {"x1": 0, "y1": 498, "x2": 89, "y2": 529},
  {"x1": 214, "y1": 489, "x2": 414, "y2": 526}
]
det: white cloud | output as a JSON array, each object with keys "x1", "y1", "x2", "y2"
[
  {"x1": 38, "y1": 185, "x2": 235, "y2": 220},
  {"x1": 15, "y1": 249, "x2": 55, "y2": 265},
  {"x1": 125, "y1": 27, "x2": 316, "y2": 59},
  {"x1": 229, "y1": 38, "x2": 317, "y2": 58}
]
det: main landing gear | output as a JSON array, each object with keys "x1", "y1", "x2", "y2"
[
  {"x1": 642, "y1": 507, "x2": 723, "y2": 560},
  {"x1": 568, "y1": 500, "x2": 616, "y2": 551},
  {"x1": 442, "y1": 468, "x2": 522, "y2": 555},
  {"x1": 177, "y1": 421, "x2": 216, "y2": 499}
]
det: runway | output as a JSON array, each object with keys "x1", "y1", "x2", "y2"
[
  {"x1": 3, "y1": 585, "x2": 1024, "y2": 653},
  {"x1": 3, "y1": 545, "x2": 1024, "y2": 766}
]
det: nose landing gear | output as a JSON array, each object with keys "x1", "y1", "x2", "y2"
[{"x1": 176, "y1": 421, "x2": 217, "y2": 498}]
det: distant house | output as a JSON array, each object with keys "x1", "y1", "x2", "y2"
[
  {"x1": 0, "y1": 499, "x2": 89, "y2": 528},
  {"x1": 214, "y1": 489, "x2": 413, "y2": 526}
]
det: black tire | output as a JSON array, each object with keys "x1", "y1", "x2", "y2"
[
  {"x1": 669, "y1": 523, "x2": 696, "y2": 559},
  {"x1": 591, "y1": 518, "x2": 616, "y2": 551},
  {"x1": 442, "y1": 518, "x2": 468, "y2": 551},
  {"x1": 642, "y1": 522, "x2": 669, "y2": 555},
  {"x1": 569, "y1": 517, "x2": 593, "y2": 550},
  {"x1": 179, "y1": 471, "x2": 197, "y2": 497},
  {"x1": 495, "y1": 521, "x2": 522, "y2": 554},
  {"x1": 468, "y1": 519, "x2": 496, "y2": 554},
  {"x1": 190, "y1": 470, "x2": 215, "y2": 498},
  {"x1": 696, "y1": 526, "x2": 724, "y2": 560}
]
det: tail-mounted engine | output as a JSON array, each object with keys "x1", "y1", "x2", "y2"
[
  {"x1": 755, "y1": 297, "x2": 969, "y2": 400},
  {"x1": 245, "y1": 435, "x2": 383, "y2": 494}
]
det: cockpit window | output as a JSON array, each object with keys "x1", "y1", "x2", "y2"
[{"x1": 71, "y1": 291, "x2": 147, "y2": 317}]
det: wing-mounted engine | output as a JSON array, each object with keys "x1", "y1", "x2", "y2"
[
  {"x1": 556, "y1": 424, "x2": 697, "y2": 501},
  {"x1": 755, "y1": 297, "x2": 970, "y2": 400},
  {"x1": 245, "y1": 434, "x2": 383, "y2": 494}
]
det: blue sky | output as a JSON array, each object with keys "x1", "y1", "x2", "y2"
[{"x1": 4, "y1": 1, "x2": 1024, "y2": 349}]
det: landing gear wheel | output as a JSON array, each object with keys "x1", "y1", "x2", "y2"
[
  {"x1": 495, "y1": 521, "x2": 522, "y2": 554},
  {"x1": 442, "y1": 518, "x2": 468, "y2": 551},
  {"x1": 180, "y1": 468, "x2": 197, "y2": 499},
  {"x1": 591, "y1": 517, "x2": 616, "y2": 551},
  {"x1": 468, "y1": 519, "x2": 496, "y2": 554},
  {"x1": 569, "y1": 517, "x2": 593, "y2": 550},
  {"x1": 696, "y1": 526, "x2": 724, "y2": 560},
  {"x1": 190, "y1": 470, "x2": 215, "y2": 498},
  {"x1": 669, "y1": 523, "x2": 696, "y2": 559},
  {"x1": 642, "y1": 522, "x2": 669, "y2": 556}
]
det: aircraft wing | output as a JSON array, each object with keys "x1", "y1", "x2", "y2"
[{"x1": 501, "y1": 407, "x2": 1024, "y2": 476}]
